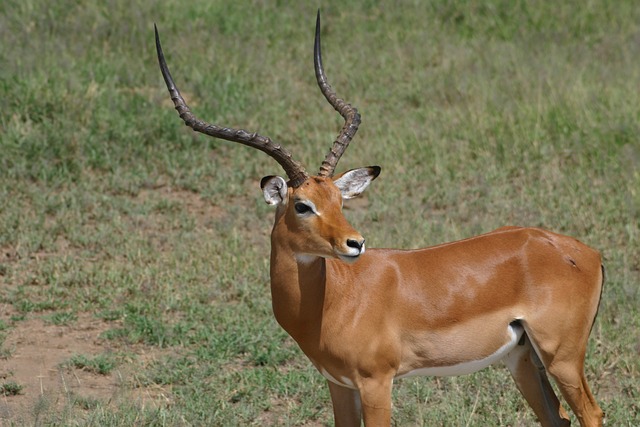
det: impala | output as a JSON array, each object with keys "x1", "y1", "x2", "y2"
[{"x1": 155, "y1": 12, "x2": 604, "y2": 427}]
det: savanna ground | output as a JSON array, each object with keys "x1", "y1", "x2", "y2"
[{"x1": 1, "y1": 0, "x2": 639, "y2": 425}]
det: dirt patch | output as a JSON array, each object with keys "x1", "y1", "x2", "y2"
[
  {"x1": 0, "y1": 314, "x2": 112, "y2": 421},
  {"x1": 0, "y1": 313, "x2": 171, "y2": 423}
]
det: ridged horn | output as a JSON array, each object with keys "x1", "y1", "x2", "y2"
[
  {"x1": 314, "y1": 11, "x2": 361, "y2": 178},
  {"x1": 155, "y1": 24, "x2": 309, "y2": 187}
]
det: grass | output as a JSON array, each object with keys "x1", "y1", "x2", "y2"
[
  {"x1": 1, "y1": 0, "x2": 639, "y2": 425},
  {"x1": 64, "y1": 353, "x2": 117, "y2": 376},
  {"x1": 0, "y1": 382, "x2": 24, "y2": 397}
]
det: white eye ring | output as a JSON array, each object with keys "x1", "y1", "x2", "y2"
[
  {"x1": 295, "y1": 202, "x2": 312, "y2": 214},
  {"x1": 293, "y1": 200, "x2": 319, "y2": 216}
]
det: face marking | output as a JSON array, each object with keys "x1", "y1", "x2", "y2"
[
  {"x1": 396, "y1": 322, "x2": 525, "y2": 379},
  {"x1": 293, "y1": 198, "x2": 320, "y2": 216},
  {"x1": 296, "y1": 254, "x2": 318, "y2": 264}
]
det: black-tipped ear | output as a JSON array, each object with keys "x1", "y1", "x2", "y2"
[
  {"x1": 260, "y1": 175, "x2": 276, "y2": 189},
  {"x1": 370, "y1": 166, "x2": 382, "y2": 180},
  {"x1": 333, "y1": 166, "x2": 381, "y2": 199}
]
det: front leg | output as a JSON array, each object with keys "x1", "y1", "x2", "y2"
[{"x1": 358, "y1": 376, "x2": 394, "y2": 427}]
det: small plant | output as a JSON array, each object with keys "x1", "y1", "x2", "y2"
[
  {"x1": 0, "y1": 346, "x2": 14, "y2": 360},
  {"x1": 72, "y1": 394, "x2": 101, "y2": 410},
  {"x1": 65, "y1": 354, "x2": 116, "y2": 376},
  {"x1": 0, "y1": 381, "x2": 24, "y2": 396},
  {"x1": 9, "y1": 313, "x2": 26, "y2": 322},
  {"x1": 15, "y1": 299, "x2": 36, "y2": 313},
  {"x1": 46, "y1": 311, "x2": 78, "y2": 326}
]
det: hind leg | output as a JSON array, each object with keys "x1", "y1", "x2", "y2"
[
  {"x1": 327, "y1": 381, "x2": 362, "y2": 427},
  {"x1": 503, "y1": 335, "x2": 571, "y2": 426},
  {"x1": 524, "y1": 326, "x2": 604, "y2": 427},
  {"x1": 545, "y1": 361, "x2": 604, "y2": 427}
]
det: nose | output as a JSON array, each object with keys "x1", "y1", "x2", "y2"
[{"x1": 347, "y1": 238, "x2": 365, "y2": 252}]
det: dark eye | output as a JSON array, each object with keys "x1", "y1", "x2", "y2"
[{"x1": 295, "y1": 202, "x2": 312, "y2": 214}]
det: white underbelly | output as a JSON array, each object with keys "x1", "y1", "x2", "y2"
[{"x1": 396, "y1": 322, "x2": 524, "y2": 379}]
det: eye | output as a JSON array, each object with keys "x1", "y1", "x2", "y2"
[{"x1": 295, "y1": 202, "x2": 312, "y2": 214}]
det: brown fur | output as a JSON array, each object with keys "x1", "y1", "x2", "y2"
[{"x1": 268, "y1": 176, "x2": 604, "y2": 426}]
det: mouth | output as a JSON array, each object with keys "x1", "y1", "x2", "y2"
[
  {"x1": 336, "y1": 244, "x2": 364, "y2": 264},
  {"x1": 337, "y1": 254, "x2": 361, "y2": 264}
]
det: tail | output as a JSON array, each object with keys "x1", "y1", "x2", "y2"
[{"x1": 589, "y1": 264, "x2": 605, "y2": 334}]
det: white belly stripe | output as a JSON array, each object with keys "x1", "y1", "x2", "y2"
[
  {"x1": 320, "y1": 368, "x2": 357, "y2": 389},
  {"x1": 396, "y1": 322, "x2": 525, "y2": 379}
]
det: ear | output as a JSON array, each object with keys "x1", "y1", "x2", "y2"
[
  {"x1": 333, "y1": 166, "x2": 381, "y2": 199},
  {"x1": 260, "y1": 175, "x2": 288, "y2": 205}
]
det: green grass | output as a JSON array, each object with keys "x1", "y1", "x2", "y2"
[
  {"x1": 64, "y1": 353, "x2": 117, "y2": 376},
  {"x1": 1, "y1": 0, "x2": 639, "y2": 425},
  {"x1": 0, "y1": 382, "x2": 24, "y2": 397}
]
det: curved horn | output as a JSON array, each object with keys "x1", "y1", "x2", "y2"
[
  {"x1": 155, "y1": 24, "x2": 309, "y2": 187},
  {"x1": 314, "y1": 11, "x2": 362, "y2": 178}
]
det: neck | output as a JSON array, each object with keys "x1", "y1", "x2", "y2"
[{"x1": 269, "y1": 217, "x2": 327, "y2": 343}]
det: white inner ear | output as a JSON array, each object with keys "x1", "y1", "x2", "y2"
[
  {"x1": 333, "y1": 168, "x2": 376, "y2": 199},
  {"x1": 262, "y1": 176, "x2": 288, "y2": 205}
]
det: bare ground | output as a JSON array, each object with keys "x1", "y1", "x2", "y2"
[
  {"x1": 0, "y1": 311, "x2": 177, "y2": 425},
  {"x1": 0, "y1": 313, "x2": 110, "y2": 421}
]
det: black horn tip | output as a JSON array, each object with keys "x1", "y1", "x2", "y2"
[
  {"x1": 314, "y1": 10, "x2": 322, "y2": 67},
  {"x1": 154, "y1": 23, "x2": 161, "y2": 53},
  {"x1": 154, "y1": 23, "x2": 178, "y2": 93},
  {"x1": 154, "y1": 23, "x2": 165, "y2": 68}
]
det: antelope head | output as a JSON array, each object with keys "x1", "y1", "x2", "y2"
[{"x1": 155, "y1": 12, "x2": 380, "y2": 263}]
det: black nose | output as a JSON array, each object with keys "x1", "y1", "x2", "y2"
[{"x1": 347, "y1": 239, "x2": 364, "y2": 251}]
